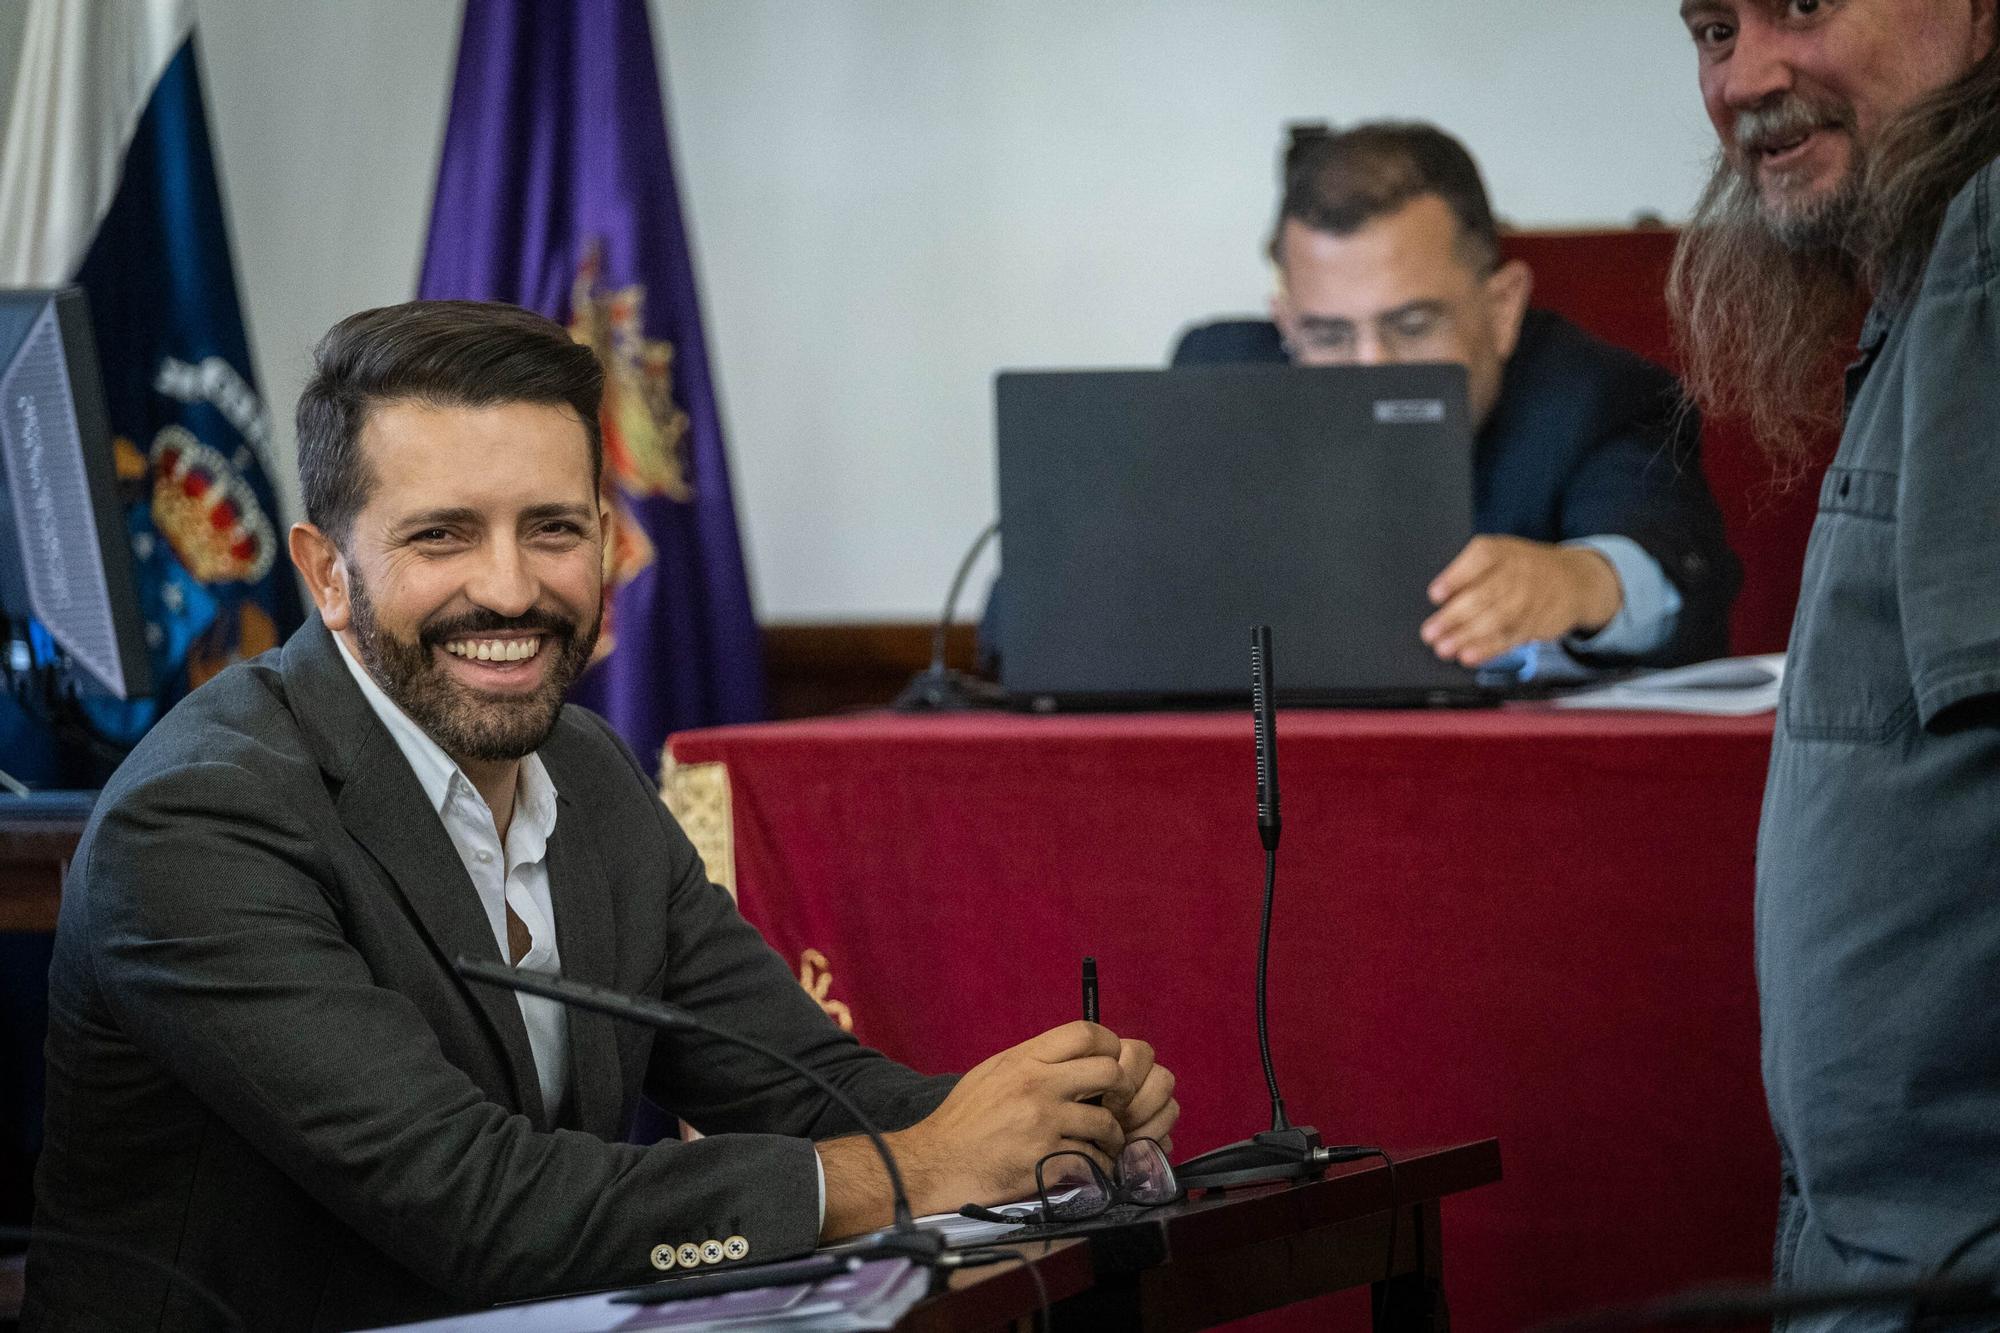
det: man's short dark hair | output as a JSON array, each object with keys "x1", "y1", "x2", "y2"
[
  {"x1": 1270, "y1": 121, "x2": 1501, "y2": 273},
  {"x1": 296, "y1": 300, "x2": 605, "y2": 544}
]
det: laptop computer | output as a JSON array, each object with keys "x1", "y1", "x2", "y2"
[{"x1": 993, "y1": 362, "x2": 1483, "y2": 708}]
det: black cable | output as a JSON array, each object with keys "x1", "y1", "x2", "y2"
[
  {"x1": 929, "y1": 520, "x2": 1000, "y2": 675},
  {"x1": 1316, "y1": 1147, "x2": 1400, "y2": 1295},
  {"x1": 2, "y1": 622, "x2": 134, "y2": 772},
  {"x1": 952, "y1": 1246, "x2": 1050, "y2": 1333},
  {"x1": 458, "y1": 960, "x2": 934, "y2": 1243},
  {"x1": 1369, "y1": 1150, "x2": 1400, "y2": 1287},
  {"x1": 1255, "y1": 845, "x2": 1287, "y2": 1132},
  {"x1": 0, "y1": 1226, "x2": 243, "y2": 1332}
]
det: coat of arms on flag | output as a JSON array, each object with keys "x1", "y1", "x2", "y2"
[
  {"x1": 420, "y1": 0, "x2": 766, "y2": 771},
  {"x1": 567, "y1": 242, "x2": 690, "y2": 665},
  {"x1": 0, "y1": 0, "x2": 302, "y2": 766}
]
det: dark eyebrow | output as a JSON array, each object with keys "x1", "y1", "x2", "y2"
[
  {"x1": 1295, "y1": 314, "x2": 1356, "y2": 332},
  {"x1": 394, "y1": 506, "x2": 482, "y2": 533},
  {"x1": 520, "y1": 502, "x2": 596, "y2": 527},
  {"x1": 1379, "y1": 300, "x2": 1448, "y2": 322},
  {"x1": 1680, "y1": 0, "x2": 1730, "y2": 22},
  {"x1": 391, "y1": 502, "x2": 596, "y2": 535}
]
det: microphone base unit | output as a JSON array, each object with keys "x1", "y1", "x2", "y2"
[
  {"x1": 1177, "y1": 1125, "x2": 1333, "y2": 1192},
  {"x1": 893, "y1": 665, "x2": 1008, "y2": 712},
  {"x1": 865, "y1": 1228, "x2": 950, "y2": 1265}
]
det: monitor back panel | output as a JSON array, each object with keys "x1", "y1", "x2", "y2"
[{"x1": 996, "y1": 364, "x2": 1477, "y2": 703}]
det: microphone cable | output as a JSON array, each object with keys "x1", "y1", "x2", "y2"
[{"x1": 457, "y1": 957, "x2": 939, "y2": 1250}]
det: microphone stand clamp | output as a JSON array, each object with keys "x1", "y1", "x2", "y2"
[{"x1": 1176, "y1": 1124, "x2": 1329, "y2": 1192}]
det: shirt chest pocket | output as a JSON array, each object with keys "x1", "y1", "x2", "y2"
[{"x1": 1782, "y1": 466, "x2": 1917, "y2": 743}]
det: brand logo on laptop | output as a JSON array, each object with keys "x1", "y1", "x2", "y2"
[{"x1": 1373, "y1": 399, "x2": 1446, "y2": 424}]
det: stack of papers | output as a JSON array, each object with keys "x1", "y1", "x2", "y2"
[
  {"x1": 838, "y1": 1200, "x2": 1047, "y2": 1253},
  {"x1": 1552, "y1": 653, "x2": 1785, "y2": 716},
  {"x1": 901, "y1": 1207, "x2": 1030, "y2": 1247}
]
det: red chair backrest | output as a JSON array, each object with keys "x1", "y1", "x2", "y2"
[{"x1": 1499, "y1": 229, "x2": 1825, "y2": 655}]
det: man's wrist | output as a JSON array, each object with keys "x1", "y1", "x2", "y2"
[
  {"x1": 816, "y1": 1128, "x2": 944, "y2": 1242},
  {"x1": 1564, "y1": 545, "x2": 1624, "y2": 633}
]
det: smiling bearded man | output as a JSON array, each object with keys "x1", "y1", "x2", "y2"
[
  {"x1": 26, "y1": 301, "x2": 1180, "y2": 1332},
  {"x1": 1672, "y1": 0, "x2": 2000, "y2": 459},
  {"x1": 1667, "y1": 1, "x2": 2000, "y2": 1326}
]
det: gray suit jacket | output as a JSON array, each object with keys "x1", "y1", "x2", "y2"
[{"x1": 26, "y1": 617, "x2": 953, "y2": 1331}]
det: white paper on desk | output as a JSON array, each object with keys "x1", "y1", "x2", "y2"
[
  {"x1": 848, "y1": 1184, "x2": 1092, "y2": 1250},
  {"x1": 616, "y1": 1259, "x2": 927, "y2": 1332},
  {"x1": 848, "y1": 1205, "x2": 1026, "y2": 1250},
  {"x1": 1551, "y1": 653, "x2": 1785, "y2": 716}
]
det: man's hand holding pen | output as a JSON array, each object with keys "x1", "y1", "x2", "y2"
[{"x1": 818, "y1": 1019, "x2": 1180, "y2": 1239}]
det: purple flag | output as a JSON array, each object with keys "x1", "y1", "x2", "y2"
[{"x1": 419, "y1": 0, "x2": 765, "y2": 771}]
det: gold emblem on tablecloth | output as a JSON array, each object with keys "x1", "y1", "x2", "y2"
[
  {"x1": 658, "y1": 755, "x2": 855, "y2": 1029},
  {"x1": 799, "y1": 949, "x2": 853, "y2": 1032},
  {"x1": 658, "y1": 756, "x2": 735, "y2": 899}
]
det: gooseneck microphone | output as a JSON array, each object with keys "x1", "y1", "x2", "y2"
[
  {"x1": 1249, "y1": 623, "x2": 1289, "y2": 1134},
  {"x1": 1176, "y1": 625, "x2": 1365, "y2": 1191},
  {"x1": 454, "y1": 957, "x2": 943, "y2": 1265},
  {"x1": 894, "y1": 520, "x2": 1007, "y2": 711}
]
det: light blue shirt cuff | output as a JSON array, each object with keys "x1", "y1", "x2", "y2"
[
  {"x1": 815, "y1": 1149, "x2": 826, "y2": 1230},
  {"x1": 1561, "y1": 535, "x2": 1681, "y2": 658}
]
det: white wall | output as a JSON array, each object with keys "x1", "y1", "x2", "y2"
[{"x1": 184, "y1": 1, "x2": 1720, "y2": 622}]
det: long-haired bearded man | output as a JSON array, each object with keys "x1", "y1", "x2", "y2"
[{"x1": 1669, "y1": 1, "x2": 2000, "y2": 1326}]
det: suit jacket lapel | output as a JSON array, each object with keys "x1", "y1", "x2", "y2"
[
  {"x1": 282, "y1": 617, "x2": 548, "y2": 1125},
  {"x1": 543, "y1": 785, "x2": 625, "y2": 1141}
]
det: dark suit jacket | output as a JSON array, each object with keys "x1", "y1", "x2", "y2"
[
  {"x1": 26, "y1": 617, "x2": 953, "y2": 1332},
  {"x1": 1167, "y1": 311, "x2": 1741, "y2": 665}
]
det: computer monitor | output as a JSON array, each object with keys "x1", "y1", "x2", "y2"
[{"x1": 0, "y1": 287, "x2": 152, "y2": 701}]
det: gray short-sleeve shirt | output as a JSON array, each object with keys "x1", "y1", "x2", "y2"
[{"x1": 1759, "y1": 152, "x2": 2000, "y2": 1261}]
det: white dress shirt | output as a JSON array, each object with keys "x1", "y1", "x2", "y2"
[
  {"x1": 335, "y1": 634, "x2": 571, "y2": 1119},
  {"x1": 335, "y1": 635, "x2": 829, "y2": 1225}
]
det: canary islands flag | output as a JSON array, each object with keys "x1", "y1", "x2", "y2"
[
  {"x1": 419, "y1": 0, "x2": 767, "y2": 773},
  {"x1": 0, "y1": 0, "x2": 302, "y2": 771}
]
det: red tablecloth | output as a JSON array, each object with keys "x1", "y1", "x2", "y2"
[{"x1": 667, "y1": 707, "x2": 1778, "y2": 1330}]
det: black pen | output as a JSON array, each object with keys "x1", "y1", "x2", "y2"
[{"x1": 1082, "y1": 956, "x2": 1102, "y2": 1107}]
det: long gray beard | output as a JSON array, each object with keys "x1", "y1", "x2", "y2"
[{"x1": 1667, "y1": 155, "x2": 1860, "y2": 466}]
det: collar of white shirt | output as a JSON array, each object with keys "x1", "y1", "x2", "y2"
[{"x1": 332, "y1": 630, "x2": 558, "y2": 843}]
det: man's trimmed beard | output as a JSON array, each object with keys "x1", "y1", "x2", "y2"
[
  {"x1": 1670, "y1": 47, "x2": 2000, "y2": 465},
  {"x1": 348, "y1": 571, "x2": 599, "y2": 764}
]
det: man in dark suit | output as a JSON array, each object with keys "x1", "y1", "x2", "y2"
[
  {"x1": 1176, "y1": 122, "x2": 1740, "y2": 670},
  {"x1": 27, "y1": 302, "x2": 1178, "y2": 1331}
]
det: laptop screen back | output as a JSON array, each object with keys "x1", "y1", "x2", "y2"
[{"x1": 995, "y1": 362, "x2": 1477, "y2": 703}]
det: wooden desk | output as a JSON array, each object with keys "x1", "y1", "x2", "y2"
[
  {"x1": 0, "y1": 801, "x2": 87, "y2": 932},
  {"x1": 357, "y1": 1141, "x2": 1496, "y2": 1332},
  {"x1": 1025, "y1": 1139, "x2": 1501, "y2": 1332}
]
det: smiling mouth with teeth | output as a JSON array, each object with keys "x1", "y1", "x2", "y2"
[{"x1": 443, "y1": 637, "x2": 543, "y2": 663}]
